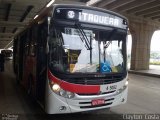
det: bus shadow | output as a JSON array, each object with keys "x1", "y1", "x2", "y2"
[
  {"x1": 20, "y1": 109, "x2": 123, "y2": 120},
  {"x1": 27, "y1": 112, "x2": 124, "y2": 120}
]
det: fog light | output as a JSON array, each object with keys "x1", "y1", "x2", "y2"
[
  {"x1": 121, "y1": 98, "x2": 125, "y2": 102},
  {"x1": 117, "y1": 88, "x2": 123, "y2": 94},
  {"x1": 59, "y1": 106, "x2": 66, "y2": 111},
  {"x1": 66, "y1": 91, "x2": 75, "y2": 98},
  {"x1": 59, "y1": 89, "x2": 66, "y2": 96}
]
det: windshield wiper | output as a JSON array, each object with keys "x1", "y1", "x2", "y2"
[
  {"x1": 104, "y1": 41, "x2": 112, "y2": 48},
  {"x1": 76, "y1": 23, "x2": 92, "y2": 50},
  {"x1": 75, "y1": 22, "x2": 92, "y2": 64}
]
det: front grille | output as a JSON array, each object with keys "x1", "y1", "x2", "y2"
[
  {"x1": 79, "y1": 98, "x2": 114, "y2": 109},
  {"x1": 51, "y1": 70, "x2": 127, "y2": 85},
  {"x1": 77, "y1": 90, "x2": 116, "y2": 96},
  {"x1": 80, "y1": 103, "x2": 112, "y2": 109},
  {"x1": 65, "y1": 75, "x2": 124, "y2": 85}
]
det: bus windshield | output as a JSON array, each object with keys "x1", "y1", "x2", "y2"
[{"x1": 49, "y1": 26, "x2": 126, "y2": 74}]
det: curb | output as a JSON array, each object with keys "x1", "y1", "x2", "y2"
[{"x1": 128, "y1": 70, "x2": 160, "y2": 78}]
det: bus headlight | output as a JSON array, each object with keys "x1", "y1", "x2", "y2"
[
  {"x1": 52, "y1": 84, "x2": 61, "y2": 92},
  {"x1": 50, "y1": 81, "x2": 75, "y2": 99},
  {"x1": 125, "y1": 81, "x2": 128, "y2": 86}
]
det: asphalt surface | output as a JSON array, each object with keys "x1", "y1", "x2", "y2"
[{"x1": 0, "y1": 60, "x2": 160, "y2": 120}]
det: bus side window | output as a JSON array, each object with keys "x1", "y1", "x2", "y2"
[
  {"x1": 30, "y1": 44, "x2": 36, "y2": 56},
  {"x1": 25, "y1": 45, "x2": 29, "y2": 56},
  {"x1": 49, "y1": 27, "x2": 57, "y2": 61},
  {"x1": 24, "y1": 30, "x2": 31, "y2": 56},
  {"x1": 37, "y1": 21, "x2": 48, "y2": 71},
  {"x1": 30, "y1": 26, "x2": 37, "y2": 57}
]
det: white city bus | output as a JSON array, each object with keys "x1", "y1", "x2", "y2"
[{"x1": 13, "y1": 4, "x2": 128, "y2": 114}]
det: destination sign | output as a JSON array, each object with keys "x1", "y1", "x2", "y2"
[
  {"x1": 78, "y1": 12, "x2": 119, "y2": 27},
  {"x1": 54, "y1": 8, "x2": 127, "y2": 29}
]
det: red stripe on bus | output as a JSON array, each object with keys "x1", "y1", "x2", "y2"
[
  {"x1": 48, "y1": 70, "x2": 100, "y2": 94},
  {"x1": 48, "y1": 70, "x2": 61, "y2": 84}
]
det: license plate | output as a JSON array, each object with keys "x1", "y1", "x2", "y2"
[{"x1": 91, "y1": 99, "x2": 105, "y2": 106}]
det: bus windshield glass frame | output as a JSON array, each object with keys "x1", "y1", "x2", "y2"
[
  {"x1": 48, "y1": 6, "x2": 128, "y2": 75},
  {"x1": 48, "y1": 25, "x2": 127, "y2": 74}
]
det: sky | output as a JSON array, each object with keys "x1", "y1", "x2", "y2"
[
  {"x1": 127, "y1": 35, "x2": 132, "y2": 54},
  {"x1": 127, "y1": 30, "x2": 160, "y2": 53},
  {"x1": 150, "y1": 30, "x2": 160, "y2": 52}
]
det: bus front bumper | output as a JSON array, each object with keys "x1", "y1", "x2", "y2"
[{"x1": 45, "y1": 86, "x2": 128, "y2": 114}]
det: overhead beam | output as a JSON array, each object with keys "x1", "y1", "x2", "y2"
[
  {"x1": 96, "y1": 0, "x2": 116, "y2": 8},
  {"x1": 20, "y1": 6, "x2": 34, "y2": 22},
  {"x1": 1, "y1": 0, "x2": 84, "y2": 7},
  {"x1": 0, "y1": 44, "x2": 7, "y2": 46},
  {"x1": 0, "y1": 0, "x2": 47, "y2": 6},
  {"x1": 0, "y1": 38, "x2": 13, "y2": 41},
  {"x1": 0, "y1": 21, "x2": 27, "y2": 27},
  {"x1": 127, "y1": 0, "x2": 160, "y2": 14},
  {"x1": 116, "y1": 0, "x2": 155, "y2": 12},
  {"x1": 0, "y1": 44, "x2": 10, "y2": 46},
  {"x1": 0, "y1": 40, "x2": 12, "y2": 43},
  {"x1": 4, "y1": 38, "x2": 14, "y2": 49},
  {"x1": 135, "y1": 6, "x2": 160, "y2": 16},
  {"x1": 152, "y1": 15, "x2": 160, "y2": 20},
  {"x1": 3, "y1": 3, "x2": 12, "y2": 33},
  {"x1": 12, "y1": 5, "x2": 33, "y2": 33},
  {"x1": 0, "y1": 33, "x2": 14, "y2": 37},
  {"x1": 144, "y1": 10, "x2": 160, "y2": 18},
  {"x1": 105, "y1": 0, "x2": 135, "y2": 10},
  {"x1": 0, "y1": 45, "x2": 8, "y2": 48}
]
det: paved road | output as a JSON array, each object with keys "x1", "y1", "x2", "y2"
[{"x1": 0, "y1": 60, "x2": 160, "y2": 120}]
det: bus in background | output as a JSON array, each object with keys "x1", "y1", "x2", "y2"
[
  {"x1": 0, "y1": 53, "x2": 5, "y2": 72},
  {"x1": 1, "y1": 49, "x2": 13, "y2": 60},
  {"x1": 13, "y1": 4, "x2": 128, "y2": 114}
]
